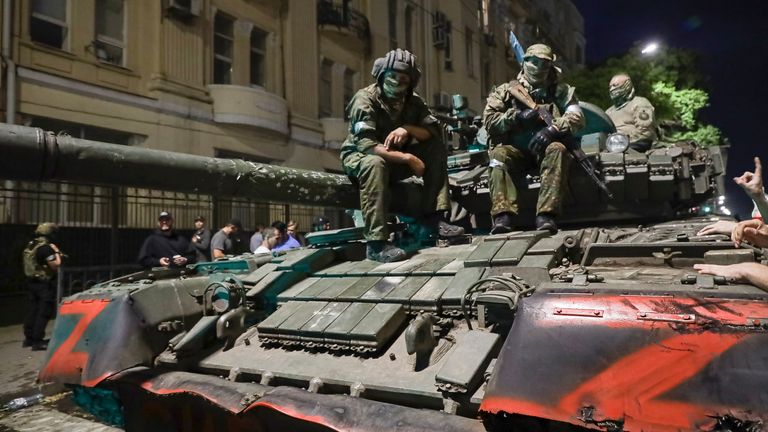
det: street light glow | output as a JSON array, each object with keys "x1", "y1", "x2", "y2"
[{"x1": 641, "y1": 42, "x2": 659, "y2": 55}]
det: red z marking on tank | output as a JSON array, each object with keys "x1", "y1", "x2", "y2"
[
  {"x1": 39, "y1": 299, "x2": 110, "y2": 385},
  {"x1": 482, "y1": 332, "x2": 752, "y2": 431}
]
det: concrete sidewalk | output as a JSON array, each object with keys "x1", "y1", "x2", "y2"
[
  {"x1": 0, "y1": 324, "x2": 120, "y2": 431},
  {"x1": 0, "y1": 323, "x2": 56, "y2": 403}
]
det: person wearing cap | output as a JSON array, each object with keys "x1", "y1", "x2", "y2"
[
  {"x1": 211, "y1": 218, "x2": 241, "y2": 259},
  {"x1": 606, "y1": 73, "x2": 657, "y2": 152},
  {"x1": 340, "y1": 48, "x2": 464, "y2": 263},
  {"x1": 190, "y1": 215, "x2": 211, "y2": 262},
  {"x1": 271, "y1": 220, "x2": 301, "y2": 252},
  {"x1": 21, "y1": 222, "x2": 63, "y2": 350},
  {"x1": 138, "y1": 211, "x2": 196, "y2": 269},
  {"x1": 483, "y1": 43, "x2": 585, "y2": 234},
  {"x1": 313, "y1": 215, "x2": 332, "y2": 232}
]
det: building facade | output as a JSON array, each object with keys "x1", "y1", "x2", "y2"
[{"x1": 0, "y1": 0, "x2": 584, "y2": 236}]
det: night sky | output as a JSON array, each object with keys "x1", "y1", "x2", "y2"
[{"x1": 572, "y1": 0, "x2": 768, "y2": 218}]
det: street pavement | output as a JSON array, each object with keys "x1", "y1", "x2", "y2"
[{"x1": 0, "y1": 324, "x2": 121, "y2": 431}]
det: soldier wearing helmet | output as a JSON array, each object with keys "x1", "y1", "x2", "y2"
[
  {"x1": 340, "y1": 49, "x2": 463, "y2": 263},
  {"x1": 483, "y1": 43, "x2": 585, "y2": 234},
  {"x1": 606, "y1": 73, "x2": 657, "y2": 152},
  {"x1": 21, "y1": 222, "x2": 63, "y2": 350}
]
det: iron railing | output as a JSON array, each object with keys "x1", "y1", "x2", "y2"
[{"x1": 316, "y1": 0, "x2": 370, "y2": 42}]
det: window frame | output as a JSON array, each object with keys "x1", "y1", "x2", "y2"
[
  {"x1": 318, "y1": 58, "x2": 334, "y2": 118},
  {"x1": 249, "y1": 27, "x2": 268, "y2": 88},
  {"x1": 30, "y1": 0, "x2": 70, "y2": 50},
  {"x1": 213, "y1": 12, "x2": 235, "y2": 85},
  {"x1": 94, "y1": 0, "x2": 127, "y2": 66}
]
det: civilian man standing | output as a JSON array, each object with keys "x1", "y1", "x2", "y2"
[
  {"x1": 211, "y1": 219, "x2": 241, "y2": 259},
  {"x1": 138, "y1": 211, "x2": 195, "y2": 268}
]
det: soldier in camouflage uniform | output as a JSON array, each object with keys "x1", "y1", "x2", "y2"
[
  {"x1": 341, "y1": 49, "x2": 463, "y2": 262},
  {"x1": 483, "y1": 44, "x2": 585, "y2": 234},
  {"x1": 606, "y1": 73, "x2": 657, "y2": 152}
]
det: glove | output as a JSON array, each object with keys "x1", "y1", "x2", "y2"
[
  {"x1": 514, "y1": 109, "x2": 543, "y2": 128},
  {"x1": 529, "y1": 126, "x2": 562, "y2": 156}
]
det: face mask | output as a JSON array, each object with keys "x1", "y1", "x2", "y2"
[
  {"x1": 609, "y1": 79, "x2": 634, "y2": 106},
  {"x1": 523, "y1": 58, "x2": 550, "y2": 84},
  {"x1": 382, "y1": 75, "x2": 410, "y2": 99}
]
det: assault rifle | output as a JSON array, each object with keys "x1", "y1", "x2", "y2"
[
  {"x1": 535, "y1": 107, "x2": 614, "y2": 200},
  {"x1": 507, "y1": 83, "x2": 613, "y2": 200}
]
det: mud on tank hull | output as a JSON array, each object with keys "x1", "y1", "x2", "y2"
[{"x1": 41, "y1": 220, "x2": 768, "y2": 431}]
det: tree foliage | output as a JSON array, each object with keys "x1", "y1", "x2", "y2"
[{"x1": 564, "y1": 45, "x2": 723, "y2": 146}]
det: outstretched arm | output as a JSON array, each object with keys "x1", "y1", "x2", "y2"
[
  {"x1": 694, "y1": 262, "x2": 768, "y2": 291},
  {"x1": 734, "y1": 157, "x2": 768, "y2": 220}
]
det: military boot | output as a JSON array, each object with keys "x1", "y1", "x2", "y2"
[
  {"x1": 491, "y1": 212, "x2": 514, "y2": 234},
  {"x1": 421, "y1": 213, "x2": 465, "y2": 239},
  {"x1": 366, "y1": 241, "x2": 407, "y2": 263},
  {"x1": 535, "y1": 213, "x2": 558, "y2": 234}
]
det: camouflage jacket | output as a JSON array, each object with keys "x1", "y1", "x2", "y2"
[
  {"x1": 340, "y1": 84, "x2": 440, "y2": 161},
  {"x1": 606, "y1": 96, "x2": 657, "y2": 144},
  {"x1": 483, "y1": 75, "x2": 585, "y2": 149}
]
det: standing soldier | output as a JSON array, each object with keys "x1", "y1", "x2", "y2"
[
  {"x1": 605, "y1": 73, "x2": 657, "y2": 152},
  {"x1": 22, "y1": 222, "x2": 63, "y2": 350},
  {"x1": 340, "y1": 49, "x2": 463, "y2": 263},
  {"x1": 483, "y1": 43, "x2": 585, "y2": 234}
]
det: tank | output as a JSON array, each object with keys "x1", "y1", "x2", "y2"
[{"x1": 2, "y1": 122, "x2": 766, "y2": 432}]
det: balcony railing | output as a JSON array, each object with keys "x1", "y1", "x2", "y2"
[{"x1": 317, "y1": 1, "x2": 370, "y2": 43}]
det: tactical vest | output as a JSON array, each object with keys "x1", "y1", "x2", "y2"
[{"x1": 23, "y1": 237, "x2": 55, "y2": 281}]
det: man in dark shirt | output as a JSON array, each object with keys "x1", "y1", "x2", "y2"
[
  {"x1": 137, "y1": 211, "x2": 195, "y2": 269},
  {"x1": 190, "y1": 215, "x2": 211, "y2": 262},
  {"x1": 22, "y1": 222, "x2": 62, "y2": 350}
]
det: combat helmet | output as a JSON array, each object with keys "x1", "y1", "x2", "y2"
[
  {"x1": 35, "y1": 222, "x2": 58, "y2": 237},
  {"x1": 371, "y1": 48, "x2": 421, "y2": 89}
]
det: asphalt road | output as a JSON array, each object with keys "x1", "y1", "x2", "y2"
[{"x1": 0, "y1": 324, "x2": 121, "y2": 431}]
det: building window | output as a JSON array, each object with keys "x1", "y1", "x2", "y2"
[
  {"x1": 404, "y1": 5, "x2": 413, "y2": 51},
  {"x1": 250, "y1": 28, "x2": 267, "y2": 87},
  {"x1": 30, "y1": 0, "x2": 68, "y2": 49},
  {"x1": 388, "y1": 0, "x2": 397, "y2": 50},
  {"x1": 213, "y1": 13, "x2": 234, "y2": 84},
  {"x1": 95, "y1": 0, "x2": 125, "y2": 66},
  {"x1": 343, "y1": 68, "x2": 355, "y2": 116},
  {"x1": 319, "y1": 59, "x2": 333, "y2": 118},
  {"x1": 465, "y1": 27, "x2": 474, "y2": 77}
]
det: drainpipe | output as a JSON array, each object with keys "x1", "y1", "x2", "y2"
[{"x1": 3, "y1": 0, "x2": 16, "y2": 124}]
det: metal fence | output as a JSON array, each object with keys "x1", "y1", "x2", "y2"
[
  {"x1": 56, "y1": 264, "x2": 143, "y2": 302},
  {"x1": 0, "y1": 179, "x2": 352, "y2": 294}
]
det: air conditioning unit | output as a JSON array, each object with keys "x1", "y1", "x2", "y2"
[
  {"x1": 165, "y1": 0, "x2": 201, "y2": 20},
  {"x1": 433, "y1": 92, "x2": 452, "y2": 110}
]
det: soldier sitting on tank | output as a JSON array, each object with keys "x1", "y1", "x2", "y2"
[
  {"x1": 340, "y1": 49, "x2": 464, "y2": 263},
  {"x1": 605, "y1": 73, "x2": 657, "y2": 152},
  {"x1": 483, "y1": 44, "x2": 585, "y2": 235}
]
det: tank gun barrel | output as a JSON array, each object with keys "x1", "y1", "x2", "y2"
[{"x1": 0, "y1": 124, "x2": 359, "y2": 208}]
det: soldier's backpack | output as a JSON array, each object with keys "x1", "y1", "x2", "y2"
[{"x1": 23, "y1": 237, "x2": 54, "y2": 281}]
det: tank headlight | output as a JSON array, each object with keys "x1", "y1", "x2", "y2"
[{"x1": 606, "y1": 133, "x2": 629, "y2": 153}]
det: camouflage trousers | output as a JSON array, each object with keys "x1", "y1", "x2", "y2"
[
  {"x1": 342, "y1": 138, "x2": 451, "y2": 241},
  {"x1": 488, "y1": 142, "x2": 569, "y2": 217}
]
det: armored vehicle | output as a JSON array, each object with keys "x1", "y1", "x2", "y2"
[{"x1": 2, "y1": 121, "x2": 766, "y2": 432}]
